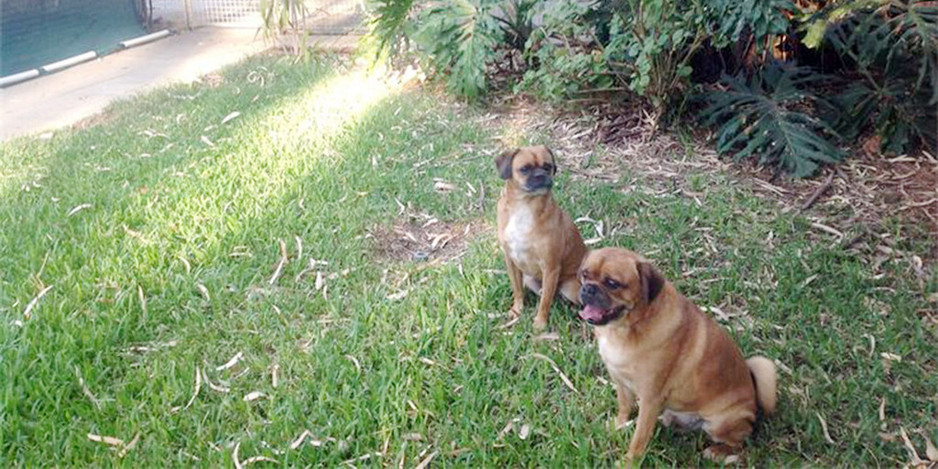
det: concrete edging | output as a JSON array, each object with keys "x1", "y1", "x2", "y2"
[{"x1": 0, "y1": 30, "x2": 174, "y2": 88}]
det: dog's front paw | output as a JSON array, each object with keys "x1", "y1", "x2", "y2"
[
  {"x1": 615, "y1": 414, "x2": 634, "y2": 430},
  {"x1": 532, "y1": 314, "x2": 548, "y2": 331},
  {"x1": 702, "y1": 445, "x2": 741, "y2": 464},
  {"x1": 508, "y1": 303, "x2": 523, "y2": 319}
]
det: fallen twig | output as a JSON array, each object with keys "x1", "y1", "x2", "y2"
[{"x1": 801, "y1": 171, "x2": 835, "y2": 211}]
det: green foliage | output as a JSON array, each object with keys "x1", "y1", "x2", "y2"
[
  {"x1": 259, "y1": 0, "x2": 310, "y2": 57},
  {"x1": 494, "y1": 0, "x2": 537, "y2": 52},
  {"x1": 822, "y1": 0, "x2": 938, "y2": 152},
  {"x1": 368, "y1": 0, "x2": 418, "y2": 54},
  {"x1": 707, "y1": 0, "x2": 793, "y2": 49},
  {"x1": 605, "y1": 0, "x2": 709, "y2": 119},
  {"x1": 519, "y1": 1, "x2": 615, "y2": 99},
  {"x1": 833, "y1": 78, "x2": 937, "y2": 153},
  {"x1": 365, "y1": 0, "x2": 936, "y2": 174},
  {"x1": 701, "y1": 66, "x2": 845, "y2": 177},
  {"x1": 826, "y1": 0, "x2": 938, "y2": 100},
  {"x1": 413, "y1": 0, "x2": 503, "y2": 98}
]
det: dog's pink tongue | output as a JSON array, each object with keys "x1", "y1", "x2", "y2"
[{"x1": 580, "y1": 304, "x2": 606, "y2": 321}]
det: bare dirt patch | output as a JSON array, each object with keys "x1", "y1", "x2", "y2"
[
  {"x1": 370, "y1": 213, "x2": 488, "y2": 264},
  {"x1": 71, "y1": 109, "x2": 117, "y2": 131}
]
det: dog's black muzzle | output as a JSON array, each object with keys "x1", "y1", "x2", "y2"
[
  {"x1": 578, "y1": 283, "x2": 607, "y2": 307},
  {"x1": 524, "y1": 169, "x2": 553, "y2": 192}
]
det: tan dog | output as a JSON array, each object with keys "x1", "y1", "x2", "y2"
[
  {"x1": 495, "y1": 145, "x2": 588, "y2": 330},
  {"x1": 577, "y1": 247, "x2": 777, "y2": 464}
]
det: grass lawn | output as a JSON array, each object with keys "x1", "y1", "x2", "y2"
[{"x1": 1, "y1": 53, "x2": 936, "y2": 467}]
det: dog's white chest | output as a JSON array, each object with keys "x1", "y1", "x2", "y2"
[
  {"x1": 598, "y1": 335, "x2": 637, "y2": 390},
  {"x1": 504, "y1": 206, "x2": 536, "y2": 267},
  {"x1": 598, "y1": 335, "x2": 630, "y2": 367}
]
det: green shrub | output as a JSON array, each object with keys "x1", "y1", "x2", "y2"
[
  {"x1": 700, "y1": 65, "x2": 845, "y2": 177},
  {"x1": 412, "y1": 0, "x2": 503, "y2": 98},
  {"x1": 822, "y1": 0, "x2": 938, "y2": 153},
  {"x1": 518, "y1": 1, "x2": 615, "y2": 100},
  {"x1": 366, "y1": 0, "x2": 935, "y2": 176}
]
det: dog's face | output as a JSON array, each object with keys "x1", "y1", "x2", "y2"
[
  {"x1": 577, "y1": 248, "x2": 665, "y2": 326},
  {"x1": 495, "y1": 145, "x2": 557, "y2": 194}
]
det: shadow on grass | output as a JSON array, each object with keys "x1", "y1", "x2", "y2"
[{"x1": 1, "y1": 53, "x2": 936, "y2": 467}]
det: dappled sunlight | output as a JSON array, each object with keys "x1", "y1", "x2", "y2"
[
  {"x1": 129, "y1": 63, "x2": 417, "y2": 273},
  {"x1": 259, "y1": 64, "x2": 414, "y2": 150}
]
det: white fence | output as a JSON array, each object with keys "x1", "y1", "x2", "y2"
[{"x1": 149, "y1": 0, "x2": 364, "y2": 33}]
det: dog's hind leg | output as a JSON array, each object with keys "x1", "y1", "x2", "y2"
[{"x1": 701, "y1": 414, "x2": 753, "y2": 462}]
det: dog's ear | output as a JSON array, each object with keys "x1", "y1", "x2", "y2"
[
  {"x1": 495, "y1": 148, "x2": 519, "y2": 180},
  {"x1": 638, "y1": 262, "x2": 665, "y2": 304},
  {"x1": 540, "y1": 145, "x2": 557, "y2": 174}
]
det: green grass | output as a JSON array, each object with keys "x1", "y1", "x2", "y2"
[{"x1": 1, "y1": 53, "x2": 937, "y2": 467}]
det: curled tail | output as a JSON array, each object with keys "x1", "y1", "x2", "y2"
[{"x1": 746, "y1": 356, "x2": 778, "y2": 416}]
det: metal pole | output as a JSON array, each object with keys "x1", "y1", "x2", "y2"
[{"x1": 184, "y1": 0, "x2": 193, "y2": 30}]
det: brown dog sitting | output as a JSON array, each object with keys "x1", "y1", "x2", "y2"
[
  {"x1": 577, "y1": 247, "x2": 777, "y2": 464},
  {"x1": 495, "y1": 145, "x2": 588, "y2": 330}
]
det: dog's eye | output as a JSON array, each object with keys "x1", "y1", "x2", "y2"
[
  {"x1": 543, "y1": 163, "x2": 553, "y2": 172},
  {"x1": 520, "y1": 165, "x2": 532, "y2": 174},
  {"x1": 604, "y1": 278, "x2": 621, "y2": 289}
]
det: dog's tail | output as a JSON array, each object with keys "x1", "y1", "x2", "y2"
[{"x1": 746, "y1": 356, "x2": 777, "y2": 416}]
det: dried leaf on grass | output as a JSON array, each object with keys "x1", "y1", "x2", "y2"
[
  {"x1": 87, "y1": 433, "x2": 125, "y2": 447},
  {"x1": 137, "y1": 285, "x2": 147, "y2": 315},
  {"x1": 118, "y1": 432, "x2": 140, "y2": 458},
  {"x1": 243, "y1": 391, "x2": 266, "y2": 402},
  {"x1": 74, "y1": 366, "x2": 101, "y2": 410},
  {"x1": 66, "y1": 203, "x2": 92, "y2": 217},
  {"x1": 216, "y1": 352, "x2": 244, "y2": 371},
  {"x1": 290, "y1": 430, "x2": 311, "y2": 450},
  {"x1": 196, "y1": 283, "x2": 211, "y2": 301},
  {"x1": 202, "y1": 369, "x2": 230, "y2": 393},
  {"x1": 171, "y1": 366, "x2": 202, "y2": 413},
  {"x1": 519, "y1": 424, "x2": 531, "y2": 440},
  {"x1": 221, "y1": 111, "x2": 241, "y2": 125},
  {"x1": 925, "y1": 437, "x2": 938, "y2": 462},
  {"x1": 269, "y1": 239, "x2": 288, "y2": 285},
  {"x1": 534, "y1": 332, "x2": 560, "y2": 341},
  {"x1": 816, "y1": 412, "x2": 835, "y2": 445},
  {"x1": 242, "y1": 456, "x2": 279, "y2": 465},
  {"x1": 233, "y1": 441, "x2": 243, "y2": 469},
  {"x1": 23, "y1": 284, "x2": 54, "y2": 319},
  {"x1": 345, "y1": 355, "x2": 361, "y2": 373},
  {"x1": 900, "y1": 427, "x2": 924, "y2": 466},
  {"x1": 433, "y1": 180, "x2": 456, "y2": 192},
  {"x1": 386, "y1": 289, "x2": 409, "y2": 301},
  {"x1": 529, "y1": 353, "x2": 579, "y2": 394},
  {"x1": 414, "y1": 450, "x2": 438, "y2": 469}
]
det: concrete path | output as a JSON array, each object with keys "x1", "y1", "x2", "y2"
[{"x1": 1, "y1": 27, "x2": 358, "y2": 141}]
